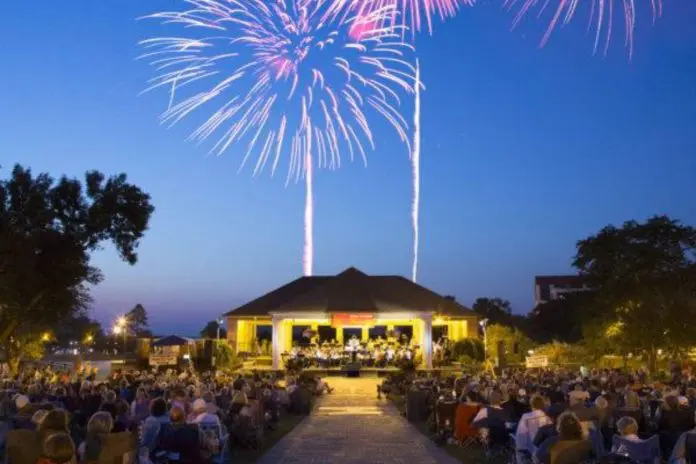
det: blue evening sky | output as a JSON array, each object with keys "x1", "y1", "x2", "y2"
[{"x1": 1, "y1": 2, "x2": 695, "y2": 335}]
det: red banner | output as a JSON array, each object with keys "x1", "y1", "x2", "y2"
[{"x1": 331, "y1": 313, "x2": 376, "y2": 327}]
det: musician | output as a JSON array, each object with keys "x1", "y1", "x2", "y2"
[{"x1": 347, "y1": 335, "x2": 360, "y2": 363}]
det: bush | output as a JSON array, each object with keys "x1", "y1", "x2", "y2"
[{"x1": 452, "y1": 339, "x2": 485, "y2": 362}]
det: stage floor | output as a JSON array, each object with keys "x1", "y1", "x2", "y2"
[{"x1": 237, "y1": 363, "x2": 463, "y2": 376}]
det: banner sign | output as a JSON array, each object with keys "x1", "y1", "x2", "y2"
[
  {"x1": 331, "y1": 313, "x2": 376, "y2": 327},
  {"x1": 149, "y1": 354, "x2": 178, "y2": 366},
  {"x1": 525, "y1": 355, "x2": 549, "y2": 369}
]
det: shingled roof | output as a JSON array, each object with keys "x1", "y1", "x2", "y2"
[{"x1": 225, "y1": 267, "x2": 476, "y2": 318}]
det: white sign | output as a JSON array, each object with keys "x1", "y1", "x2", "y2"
[
  {"x1": 84, "y1": 361, "x2": 112, "y2": 381},
  {"x1": 525, "y1": 355, "x2": 549, "y2": 369},
  {"x1": 149, "y1": 354, "x2": 178, "y2": 366}
]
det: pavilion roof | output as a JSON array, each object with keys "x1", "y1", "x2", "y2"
[
  {"x1": 225, "y1": 267, "x2": 476, "y2": 319},
  {"x1": 152, "y1": 335, "x2": 194, "y2": 347}
]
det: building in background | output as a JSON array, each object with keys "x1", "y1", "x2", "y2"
[{"x1": 534, "y1": 275, "x2": 592, "y2": 306}]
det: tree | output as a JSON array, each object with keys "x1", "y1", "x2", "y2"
[
  {"x1": 472, "y1": 297, "x2": 512, "y2": 324},
  {"x1": 52, "y1": 313, "x2": 104, "y2": 349},
  {"x1": 527, "y1": 292, "x2": 598, "y2": 344},
  {"x1": 200, "y1": 320, "x2": 226, "y2": 339},
  {"x1": 485, "y1": 323, "x2": 534, "y2": 364},
  {"x1": 534, "y1": 341, "x2": 590, "y2": 366},
  {"x1": 472, "y1": 297, "x2": 531, "y2": 335},
  {"x1": 0, "y1": 164, "x2": 154, "y2": 372},
  {"x1": 126, "y1": 304, "x2": 150, "y2": 336},
  {"x1": 574, "y1": 216, "x2": 696, "y2": 373},
  {"x1": 214, "y1": 341, "x2": 238, "y2": 370}
]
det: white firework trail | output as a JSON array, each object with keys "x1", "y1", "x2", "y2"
[
  {"x1": 411, "y1": 58, "x2": 421, "y2": 283},
  {"x1": 304, "y1": 120, "x2": 314, "y2": 276},
  {"x1": 140, "y1": 0, "x2": 417, "y2": 276}
]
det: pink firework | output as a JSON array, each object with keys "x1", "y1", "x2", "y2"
[
  {"x1": 330, "y1": 0, "x2": 474, "y2": 35},
  {"x1": 504, "y1": 0, "x2": 664, "y2": 57}
]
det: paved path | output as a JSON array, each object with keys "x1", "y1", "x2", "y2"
[{"x1": 257, "y1": 377, "x2": 459, "y2": 464}]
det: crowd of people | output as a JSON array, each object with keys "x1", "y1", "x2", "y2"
[
  {"x1": 381, "y1": 366, "x2": 696, "y2": 463},
  {"x1": 0, "y1": 363, "x2": 329, "y2": 464}
]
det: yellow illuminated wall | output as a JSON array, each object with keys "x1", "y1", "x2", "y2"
[{"x1": 227, "y1": 314, "x2": 478, "y2": 354}]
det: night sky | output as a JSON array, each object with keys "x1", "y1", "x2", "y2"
[{"x1": 1, "y1": 1, "x2": 695, "y2": 335}]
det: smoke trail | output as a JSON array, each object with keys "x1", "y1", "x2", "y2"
[
  {"x1": 411, "y1": 58, "x2": 421, "y2": 283},
  {"x1": 303, "y1": 120, "x2": 314, "y2": 277}
]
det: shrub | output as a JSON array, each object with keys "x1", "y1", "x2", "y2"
[{"x1": 452, "y1": 339, "x2": 485, "y2": 362}]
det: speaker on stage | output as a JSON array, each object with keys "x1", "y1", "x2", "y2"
[{"x1": 343, "y1": 362, "x2": 361, "y2": 377}]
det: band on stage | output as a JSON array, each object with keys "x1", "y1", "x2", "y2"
[{"x1": 283, "y1": 334, "x2": 452, "y2": 369}]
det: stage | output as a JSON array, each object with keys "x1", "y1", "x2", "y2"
[{"x1": 235, "y1": 360, "x2": 465, "y2": 377}]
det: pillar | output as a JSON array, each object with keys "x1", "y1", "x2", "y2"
[
  {"x1": 420, "y1": 313, "x2": 433, "y2": 369},
  {"x1": 272, "y1": 316, "x2": 284, "y2": 370},
  {"x1": 284, "y1": 320, "x2": 294, "y2": 352},
  {"x1": 226, "y1": 318, "x2": 238, "y2": 351}
]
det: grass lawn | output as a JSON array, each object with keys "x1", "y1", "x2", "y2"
[{"x1": 389, "y1": 394, "x2": 507, "y2": 464}]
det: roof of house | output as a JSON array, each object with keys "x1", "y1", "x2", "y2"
[
  {"x1": 225, "y1": 267, "x2": 476, "y2": 318},
  {"x1": 534, "y1": 275, "x2": 586, "y2": 287},
  {"x1": 152, "y1": 335, "x2": 194, "y2": 347}
]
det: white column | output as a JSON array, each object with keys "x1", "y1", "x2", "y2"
[
  {"x1": 272, "y1": 315, "x2": 284, "y2": 370},
  {"x1": 420, "y1": 313, "x2": 433, "y2": 370}
]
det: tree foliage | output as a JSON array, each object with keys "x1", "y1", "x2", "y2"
[
  {"x1": 0, "y1": 164, "x2": 154, "y2": 370},
  {"x1": 126, "y1": 304, "x2": 150, "y2": 336},
  {"x1": 574, "y1": 215, "x2": 696, "y2": 372},
  {"x1": 534, "y1": 341, "x2": 590, "y2": 365},
  {"x1": 527, "y1": 292, "x2": 598, "y2": 344},
  {"x1": 485, "y1": 323, "x2": 534, "y2": 364},
  {"x1": 472, "y1": 297, "x2": 511, "y2": 322},
  {"x1": 451, "y1": 339, "x2": 485, "y2": 363},
  {"x1": 53, "y1": 313, "x2": 105, "y2": 348},
  {"x1": 201, "y1": 320, "x2": 226, "y2": 339},
  {"x1": 214, "y1": 341, "x2": 238, "y2": 370}
]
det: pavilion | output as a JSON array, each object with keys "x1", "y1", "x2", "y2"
[{"x1": 224, "y1": 267, "x2": 479, "y2": 370}]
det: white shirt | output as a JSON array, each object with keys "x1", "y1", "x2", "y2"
[
  {"x1": 515, "y1": 410, "x2": 552, "y2": 453},
  {"x1": 191, "y1": 412, "x2": 220, "y2": 426},
  {"x1": 569, "y1": 389, "x2": 590, "y2": 406}
]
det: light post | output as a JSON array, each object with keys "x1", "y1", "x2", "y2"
[
  {"x1": 216, "y1": 317, "x2": 224, "y2": 342},
  {"x1": 479, "y1": 318, "x2": 489, "y2": 361},
  {"x1": 113, "y1": 326, "x2": 122, "y2": 354},
  {"x1": 115, "y1": 316, "x2": 128, "y2": 354},
  {"x1": 213, "y1": 317, "x2": 224, "y2": 368}
]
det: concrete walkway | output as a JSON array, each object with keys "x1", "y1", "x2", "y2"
[{"x1": 257, "y1": 377, "x2": 459, "y2": 464}]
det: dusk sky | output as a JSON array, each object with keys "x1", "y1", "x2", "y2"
[{"x1": 1, "y1": 1, "x2": 695, "y2": 335}]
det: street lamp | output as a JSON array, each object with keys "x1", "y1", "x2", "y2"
[
  {"x1": 216, "y1": 317, "x2": 225, "y2": 342},
  {"x1": 113, "y1": 325, "x2": 126, "y2": 354},
  {"x1": 479, "y1": 318, "x2": 489, "y2": 360},
  {"x1": 115, "y1": 316, "x2": 128, "y2": 354}
]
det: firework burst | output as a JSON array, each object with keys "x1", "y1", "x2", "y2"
[
  {"x1": 330, "y1": 0, "x2": 474, "y2": 35},
  {"x1": 140, "y1": 0, "x2": 417, "y2": 276},
  {"x1": 504, "y1": 0, "x2": 663, "y2": 57}
]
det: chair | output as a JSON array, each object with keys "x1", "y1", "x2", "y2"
[
  {"x1": 611, "y1": 435, "x2": 660, "y2": 464},
  {"x1": 5, "y1": 429, "x2": 42, "y2": 464},
  {"x1": 550, "y1": 439, "x2": 594, "y2": 464},
  {"x1": 454, "y1": 403, "x2": 480, "y2": 447},
  {"x1": 435, "y1": 401, "x2": 458, "y2": 436},
  {"x1": 199, "y1": 422, "x2": 229, "y2": 464},
  {"x1": 82, "y1": 431, "x2": 137, "y2": 464}
]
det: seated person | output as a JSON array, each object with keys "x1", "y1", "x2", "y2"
[
  {"x1": 40, "y1": 432, "x2": 76, "y2": 464},
  {"x1": 515, "y1": 395, "x2": 552, "y2": 460},
  {"x1": 158, "y1": 407, "x2": 205, "y2": 464},
  {"x1": 536, "y1": 412, "x2": 591, "y2": 464}
]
